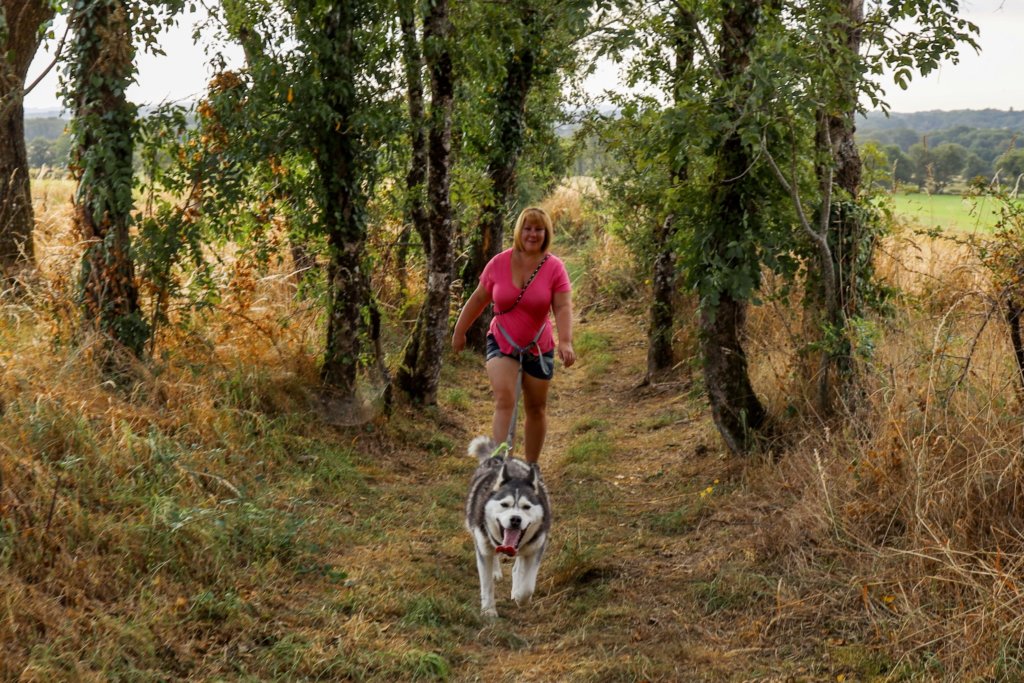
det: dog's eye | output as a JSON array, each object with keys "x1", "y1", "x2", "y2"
[
  {"x1": 501, "y1": 502, "x2": 511, "y2": 508},
  {"x1": 521, "y1": 503, "x2": 532, "y2": 510}
]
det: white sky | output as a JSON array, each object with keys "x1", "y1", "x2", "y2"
[
  {"x1": 24, "y1": 0, "x2": 1023, "y2": 115},
  {"x1": 875, "y1": 0, "x2": 1024, "y2": 111}
]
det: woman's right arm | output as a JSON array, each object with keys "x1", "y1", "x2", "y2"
[{"x1": 451, "y1": 283, "x2": 492, "y2": 353}]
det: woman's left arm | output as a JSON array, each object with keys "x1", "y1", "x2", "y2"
[{"x1": 552, "y1": 290, "x2": 575, "y2": 368}]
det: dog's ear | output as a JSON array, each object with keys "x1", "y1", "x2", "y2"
[
  {"x1": 495, "y1": 461, "x2": 511, "y2": 489},
  {"x1": 527, "y1": 463, "x2": 540, "y2": 493}
]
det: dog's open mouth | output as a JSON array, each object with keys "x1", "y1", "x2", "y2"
[{"x1": 496, "y1": 526, "x2": 525, "y2": 557}]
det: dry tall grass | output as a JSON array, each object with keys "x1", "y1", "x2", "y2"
[
  {"x1": 743, "y1": 225, "x2": 1024, "y2": 678},
  {"x1": 1, "y1": 182, "x2": 336, "y2": 680}
]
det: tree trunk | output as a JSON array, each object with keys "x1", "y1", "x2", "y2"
[
  {"x1": 645, "y1": 7, "x2": 696, "y2": 381},
  {"x1": 461, "y1": 6, "x2": 541, "y2": 352},
  {"x1": 829, "y1": 2, "x2": 866, "y2": 326},
  {"x1": 394, "y1": 0, "x2": 454, "y2": 404},
  {"x1": 647, "y1": 213, "x2": 677, "y2": 375},
  {"x1": 318, "y1": 1, "x2": 370, "y2": 397},
  {"x1": 809, "y1": 0, "x2": 866, "y2": 412},
  {"x1": 69, "y1": 0, "x2": 148, "y2": 357},
  {"x1": 702, "y1": 293, "x2": 766, "y2": 455},
  {"x1": 700, "y1": 0, "x2": 767, "y2": 455},
  {"x1": 0, "y1": 0, "x2": 53, "y2": 276},
  {"x1": 1008, "y1": 298, "x2": 1024, "y2": 396},
  {"x1": 399, "y1": 0, "x2": 429, "y2": 254}
]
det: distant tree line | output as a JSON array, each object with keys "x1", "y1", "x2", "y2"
[
  {"x1": 23, "y1": 117, "x2": 68, "y2": 172},
  {"x1": 858, "y1": 125, "x2": 1024, "y2": 192},
  {"x1": 858, "y1": 108, "x2": 1024, "y2": 134}
]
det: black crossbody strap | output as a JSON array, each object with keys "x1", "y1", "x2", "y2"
[{"x1": 493, "y1": 254, "x2": 549, "y2": 316}]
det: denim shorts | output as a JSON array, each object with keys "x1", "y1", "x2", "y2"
[{"x1": 485, "y1": 334, "x2": 555, "y2": 381}]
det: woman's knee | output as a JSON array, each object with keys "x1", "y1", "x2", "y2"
[
  {"x1": 493, "y1": 389, "x2": 516, "y2": 411},
  {"x1": 523, "y1": 402, "x2": 547, "y2": 420}
]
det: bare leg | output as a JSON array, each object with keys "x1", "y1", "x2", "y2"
[
  {"x1": 521, "y1": 373, "x2": 550, "y2": 464},
  {"x1": 486, "y1": 356, "x2": 520, "y2": 448}
]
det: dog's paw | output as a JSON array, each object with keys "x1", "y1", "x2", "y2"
[
  {"x1": 481, "y1": 606, "x2": 498, "y2": 619},
  {"x1": 511, "y1": 588, "x2": 534, "y2": 606}
]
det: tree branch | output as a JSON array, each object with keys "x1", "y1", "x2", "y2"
[{"x1": 24, "y1": 20, "x2": 70, "y2": 97}]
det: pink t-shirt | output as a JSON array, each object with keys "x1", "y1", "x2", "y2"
[{"x1": 482, "y1": 248, "x2": 571, "y2": 355}]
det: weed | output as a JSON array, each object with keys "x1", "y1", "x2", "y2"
[
  {"x1": 563, "y1": 432, "x2": 615, "y2": 466},
  {"x1": 401, "y1": 650, "x2": 451, "y2": 681},
  {"x1": 305, "y1": 444, "x2": 367, "y2": 497},
  {"x1": 574, "y1": 330, "x2": 612, "y2": 359},
  {"x1": 425, "y1": 433, "x2": 455, "y2": 456},
  {"x1": 570, "y1": 416, "x2": 609, "y2": 434},
  {"x1": 691, "y1": 572, "x2": 771, "y2": 615},
  {"x1": 187, "y1": 589, "x2": 245, "y2": 623},
  {"x1": 441, "y1": 387, "x2": 469, "y2": 410},
  {"x1": 647, "y1": 501, "x2": 705, "y2": 535},
  {"x1": 827, "y1": 642, "x2": 894, "y2": 679}
]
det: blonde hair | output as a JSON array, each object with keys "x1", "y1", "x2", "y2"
[{"x1": 512, "y1": 207, "x2": 553, "y2": 254}]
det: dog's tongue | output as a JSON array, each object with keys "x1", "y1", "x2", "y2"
[{"x1": 502, "y1": 528, "x2": 522, "y2": 548}]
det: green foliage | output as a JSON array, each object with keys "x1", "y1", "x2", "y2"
[
  {"x1": 591, "y1": 100, "x2": 680, "y2": 270},
  {"x1": 970, "y1": 187, "x2": 1024, "y2": 303},
  {"x1": 450, "y1": 0, "x2": 598, "y2": 232},
  {"x1": 996, "y1": 149, "x2": 1024, "y2": 181}
]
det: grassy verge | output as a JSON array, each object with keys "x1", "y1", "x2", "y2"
[{"x1": 886, "y1": 191, "x2": 1002, "y2": 232}]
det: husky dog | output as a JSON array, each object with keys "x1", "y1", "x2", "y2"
[{"x1": 465, "y1": 436, "x2": 550, "y2": 618}]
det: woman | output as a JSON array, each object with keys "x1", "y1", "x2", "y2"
[{"x1": 452, "y1": 207, "x2": 575, "y2": 464}]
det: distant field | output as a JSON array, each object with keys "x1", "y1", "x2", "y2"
[{"x1": 887, "y1": 192, "x2": 1002, "y2": 233}]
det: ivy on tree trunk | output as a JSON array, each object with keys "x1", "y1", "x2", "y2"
[
  {"x1": 317, "y1": 0, "x2": 372, "y2": 398},
  {"x1": 699, "y1": 0, "x2": 768, "y2": 455},
  {"x1": 646, "y1": 6, "x2": 696, "y2": 382},
  {"x1": 67, "y1": 0, "x2": 148, "y2": 357},
  {"x1": 398, "y1": 0, "x2": 429, "y2": 287}
]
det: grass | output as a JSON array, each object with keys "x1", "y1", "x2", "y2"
[
  {"x1": 8, "y1": 178, "x2": 1024, "y2": 680},
  {"x1": 574, "y1": 329, "x2": 615, "y2": 378},
  {"x1": 887, "y1": 190, "x2": 1002, "y2": 232}
]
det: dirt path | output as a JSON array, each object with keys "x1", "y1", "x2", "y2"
[{"x1": 330, "y1": 308, "x2": 825, "y2": 682}]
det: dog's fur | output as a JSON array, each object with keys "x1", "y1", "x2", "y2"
[{"x1": 464, "y1": 436, "x2": 550, "y2": 618}]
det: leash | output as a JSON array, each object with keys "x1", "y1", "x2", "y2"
[{"x1": 496, "y1": 322, "x2": 549, "y2": 455}]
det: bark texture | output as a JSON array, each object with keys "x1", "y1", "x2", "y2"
[
  {"x1": 394, "y1": 0, "x2": 454, "y2": 404},
  {"x1": 1008, "y1": 299, "x2": 1024, "y2": 395},
  {"x1": 398, "y1": 0, "x2": 429, "y2": 287},
  {"x1": 808, "y1": 0, "x2": 866, "y2": 411},
  {"x1": 0, "y1": 0, "x2": 53, "y2": 275}
]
